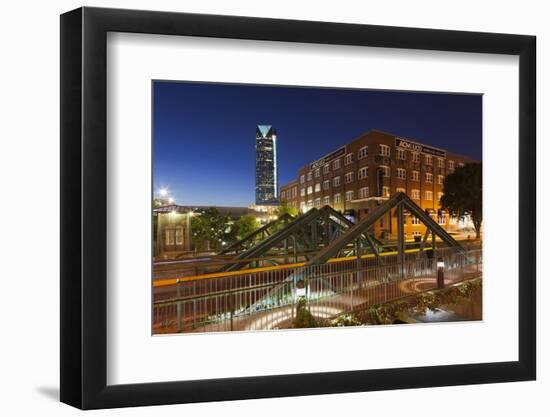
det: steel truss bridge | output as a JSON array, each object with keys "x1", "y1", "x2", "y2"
[{"x1": 153, "y1": 193, "x2": 482, "y2": 334}]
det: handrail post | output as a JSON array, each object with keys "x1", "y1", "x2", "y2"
[{"x1": 176, "y1": 279, "x2": 182, "y2": 332}]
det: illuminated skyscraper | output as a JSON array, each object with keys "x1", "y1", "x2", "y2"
[{"x1": 255, "y1": 125, "x2": 278, "y2": 205}]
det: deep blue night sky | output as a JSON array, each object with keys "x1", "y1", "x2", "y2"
[{"x1": 153, "y1": 81, "x2": 482, "y2": 206}]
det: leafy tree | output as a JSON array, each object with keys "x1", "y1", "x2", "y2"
[
  {"x1": 190, "y1": 208, "x2": 232, "y2": 252},
  {"x1": 232, "y1": 214, "x2": 260, "y2": 241},
  {"x1": 276, "y1": 199, "x2": 298, "y2": 218},
  {"x1": 293, "y1": 297, "x2": 317, "y2": 328},
  {"x1": 440, "y1": 163, "x2": 482, "y2": 238}
]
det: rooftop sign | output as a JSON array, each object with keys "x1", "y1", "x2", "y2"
[
  {"x1": 395, "y1": 138, "x2": 446, "y2": 158},
  {"x1": 310, "y1": 146, "x2": 346, "y2": 169}
]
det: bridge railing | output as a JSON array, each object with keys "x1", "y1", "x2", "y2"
[{"x1": 152, "y1": 248, "x2": 482, "y2": 334}]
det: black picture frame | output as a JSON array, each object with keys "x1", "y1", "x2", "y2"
[{"x1": 60, "y1": 6, "x2": 536, "y2": 410}]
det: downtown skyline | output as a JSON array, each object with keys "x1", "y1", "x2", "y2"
[{"x1": 153, "y1": 81, "x2": 482, "y2": 207}]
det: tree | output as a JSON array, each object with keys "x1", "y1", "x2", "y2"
[
  {"x1": 276, "y1": 199, "x2": 298, "y2": 218},
  {"x1": 190, "y1": 208, "x2": 232, "y2": 252},
  {"x1": 232, "y1": 214, "x2": 260, "y2": 241},
  {"x1": 440, "y1": 163, "x2": 482, "y2": 238}
]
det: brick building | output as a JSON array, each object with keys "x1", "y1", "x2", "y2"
[{"x1": 279, "y1": 130, "x2": 477, "y2": 240}]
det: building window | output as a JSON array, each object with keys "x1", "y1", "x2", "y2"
[
  {"x1": 438, "y1": 212, "x2": 446, "y2": 225},
  {"x1": 412, "y1": 170, "x2": 419, "y2": 181},
  {"x1": 425, "y1": 172, "x2": 433, "y2": 183},
  {"x1": 307, "y1": 186, "x2": 313, "y2": 195},
  {"x1": 323, "y1": 164, "x2": 330, "y2": 174},
  {"x1": 412, "y1": 152, "x2": 420, "y2": 163},
  {"x1": 458, "y1": 162, "x2": 465, "y2": 168},
  {"x1": 396, "y1": 148, "x2": 406, "y2": 160},
  {"x1": 314, "y1": 183, "x2": 321, "y2": 192},
  {"x1": 280, "y1": 191, "x2": 285, "y2": 200},
  {"x1": 300, "y1": 188, "x2": 306, "y2": 197},
  {"x1": 396, "y1": 187, "x2": 406, "y2": 193},
  {"x1": 380, "y1": 165, "x2": 390, "y2": 177},
  {"x1": 333, "y1": 159, "x2": 341, "y2": 170},
  {"x1": 175, "y1": 228, "x2": 184, "y2": 245},
  {"x1": 437, "y1": 192, "x2": 443, "y2": 202},
  {"x1": 345, "y1": 190, "x2": 354, "y2": 201},
  {"x1": 334, "y1": 193, "x2": 341, "y2": 203},
  {"x1": 333, "y1": 176, "x2": 341, "y2": 187},
  {"x1": 379, "y1": 144, "x2": 391, "y2": 157},
  {"x1": 448, "y1": 160, "x2": 455, "y2": 171},
  {"x1": 437, "y1": 158, "x2": 445, "y2": 168},
  {"x1": 425, "y1": 190, "x2": 433, "y2": 201},
  {"x1": 358, "y1": 166, "x2": 368, "y2": 179},
  {"x1": 314, "y1": 198, "x2": 321, "y2": 208},
  {"x1": 359, "y1": 187, "x2": 369, "y2": 199},
  {"x1": 345, "y1": 153, "x2": 353, "y2": 165},
  {"x1": 314, "y1": 168, "x2": 320, "y2": 178},
  {"x1": 412, "y1": 189, "x2": 420, "y2": 200},
  {"x1": 345, "y1": 172, "x2": 354, "y2": 183},
  {"x1": 412, "y1": 231, "x2": 422, "y2": 237},
  {"x1": 300, "y1": 174, "x2": 305, "y2": 184},
  {"x1": 307, "y1": 200, "x2": 313, "y2": 208},
  {"x1": 396, "y1": 168, "x2": 406, "y2": 180},
  {"x1": 307, "y1": 171, "x2": 312, "y2": 181},
  {"x1": 437, "y1": 175, "x2": 444, "y2": 185},
  {"x1": 382, "y1": 186, "x2": 390, "y2": 198},
  {"x1": 411, "y1": 216, "x2": 421, "y2": 225},
  {"x1": 323, "y1": 180, "x2": 330, "y2": 190},
  {"x1": 358, "y1": 146, "x2": 368, "y2": 160},
  {"x1": 323, "y1": 195, "x2": 330, "y2": 206},
  {"x1": 292, "y1": 187, "x2": 297, "y2": 198},
  {"x1": 300, "y1": 202, "x2": 307, "y2": 212},
  {"x1": 425, "y1": 154, "x2": 433, "y2": 165}
]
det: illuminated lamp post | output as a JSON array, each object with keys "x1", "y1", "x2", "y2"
[{"x1": 437, "y1": 257, "x2": 445, "y2": 289}]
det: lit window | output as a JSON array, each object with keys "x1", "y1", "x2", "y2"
[
  {"x1": 412, "y1": 152, "x2": 420, "y2": 163},
  {"x1": 411, "y1": 216, "x2": 421, "y2": 225},
  {"x1": 396, "y1": 187, "x2": 406, "y2": 194},
  {"x1": 307, "y1": 171, "x2": 312, "y2": 181},
  {"x1": 345, "y1": 153, "x2": 353, "y2": 165},
  {"x1": 379, "y1": 144, "x2": 391, "y2": 157},
  {"x1": 412, "y1": 170, "x2": 419, "y2": 181},
  {"x1": 323, "y1": 164, "x2": 330, "y2": 174},
  {"x1": 307, "y1": 186, "x2": 313, "y2": 195},
  {"x1": 300, "y1": 202, "x2": 307, "y2": 212},
  {"x1": 396, "y1": 148, "x2": 406, "y2": 160},
  {"x1": 397, "y1": 168, "x2": 406, "y2": 180},
  {"x1": 425, "y1": 191, "x2": 433, "y2": 200},
  {"x1": 334, "y1": 193, "x2": 341, "y2": 203},
  {"x1": 333, "y1": 176, "x2": 341, "y2": 187},
  {"x1": 458, "y1": 162, "x2": 465, "y2": 168},
  {"x1": 437, "y1": 192, "x2": 443, "y2": 202},
  {"x1": 323, "y1": 180, "x2": 330, "y2": 190},
  {"x1": 448, "y1": 160, "x2": 455, "y2": 171},
  {"x1": 314, "y1": 198, "x2": 321, "y2": 208},
  {"x1": 425, "y1": 154, "x2": 433, "y2": 165},
  {"x1": 292, "y1": 187, "x2": 297, "y2": 198},
  {"x1": 358, "y1": 166, "x2": 368, "y2": 179},
  {"x1": 359, "y1": 187, "x2": 369, "y2": 199},
  {"x1": 437, "y1": 158, "x2": 445, "y2": 168},
  {"x1": 382, "y1": 186, "x2": 390, "y2": 198},
  {"x1": 323, "y1": 196, "x2": 330, "y2": 206},
  {"x1": 437, "y1": 175, "x2": 444, "y2": 185},
  {"x1": 314, "y1": 168, "x2": 320, "y2": 178},
  {"x1": 314, "y1": 183, "x2": 321, "y2": 192},
  {"x1": 333, "y1": 159, "x2": 341, "y2": 170},
  {"x1": 358, "y1": 146, "x2": 368, "y2": 160},
  {"x1": 307, "y1": 200, "x2": 313, "y2": 208},
  {"x1": 345, "y1": 172, "x2": 354, "y2": 183},
  {"x1": 300, "y1": 174, "x2": 305, "y2": 184},
  {"x1": 345, "y1": 190, "x2": 354, "y2": 201},
  {"x1": 412, "y1": 189, "x2": 420, "y2": 200},
  {"x1": 425, "y1": 172, "x2": 433, "y2": 183},
  {"x1": 380, "y1": 165, "x2": 390, "y2": 177},
  {"x1": 300, "y1": 188, "x2": 306, "y2": 197}
]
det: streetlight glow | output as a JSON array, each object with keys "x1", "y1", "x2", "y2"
[{"x1": 159, "y1": 187, "x2": 168, "y2": 197}]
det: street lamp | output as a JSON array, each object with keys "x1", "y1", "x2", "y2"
[{"x1": 437, "y1": 257, "x2": 445, "y2": 289}]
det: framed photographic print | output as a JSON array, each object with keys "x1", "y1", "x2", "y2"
[{"x1": 60, "y1": 6, "x2": 536, "y2": 409}]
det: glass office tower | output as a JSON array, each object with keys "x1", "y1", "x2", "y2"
[{"x1": 255, "y1": 125, "x2": 278, "y2": 205}]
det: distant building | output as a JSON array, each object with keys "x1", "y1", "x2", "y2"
[
  {"x1": 255, "y1": 125, "x2": 278, "y2": 205},
  {"x1": 279, "y1": 129, "x2": 477, "y2": 240}
]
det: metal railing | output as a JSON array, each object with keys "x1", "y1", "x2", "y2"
[{"x1": 153, "y1": 248, "x2": 482, "y2": 334}]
